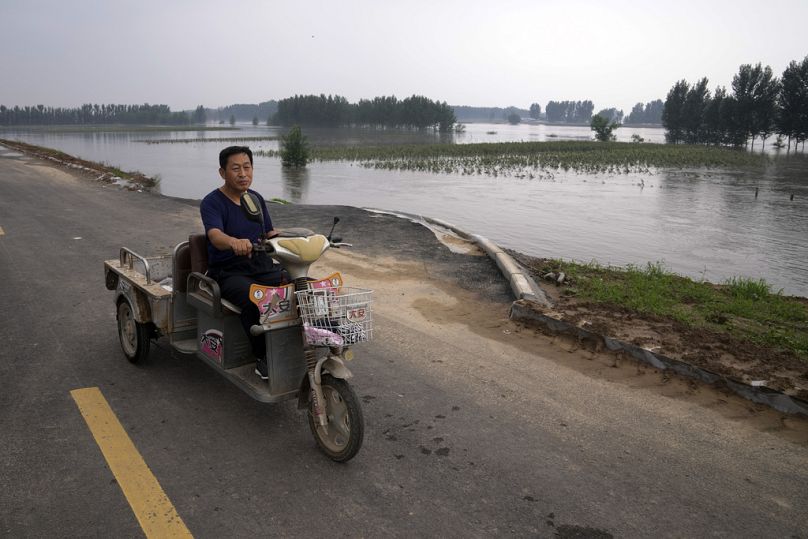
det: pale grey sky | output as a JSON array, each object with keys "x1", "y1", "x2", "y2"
[{"x1": 1, "y1": 0, "x2": 806, "y2": 113}]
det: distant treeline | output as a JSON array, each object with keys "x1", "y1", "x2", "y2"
[
  {"x1": 453, "y1": 105, "x2": 531, "y2": 123},
  {"x1": 544, "y1": 100, "x2": 595, "y2": 123},
  {"x1": 273, "y1": 94, "x2": 456, "y2": 132},
  {"x1": 201, "y1": 101, "x2": 278, "y2": 123},
  {"x1": 2, "y1": 95, "x2": 669, "y2": 129},
  {"x1": 0, "y1": 103, "x2": 193, "y2": 126},
  {"x1": 462, "y1": 100, "x2": 662, "y2": 125},
  {"x1": 662, "y1": 55, "x2": 808, "y2": 148},
  {"x1": 624, "y1": 100, "x2": 664, "y2": 125}
]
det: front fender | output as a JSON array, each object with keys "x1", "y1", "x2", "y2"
[
  {"x1": 297, "y1": 355, "x2": 354, "y2": 410},
  {"x1": 315, "y1": 356, "x2": 353, "y2": 384}
]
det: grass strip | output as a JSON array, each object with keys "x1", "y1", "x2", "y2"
[
  {"x1": 531, "y1": 259, "x2": 808, "y2": 360},
  {"x1": 0, "y1": 138, "x2": 158, "y2": 190}
]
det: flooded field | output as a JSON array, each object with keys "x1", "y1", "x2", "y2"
[{"x1": 2, "y1": 123, "x2": 807, "y2": 296}]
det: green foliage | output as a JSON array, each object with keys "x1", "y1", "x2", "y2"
[
  {"x1": 545, "y1": 100, "x2": 594, "y2": 123},
  {"x1": 777, "y1": 56, "x2": 808, "y2": 146},
  {"x1": 662, "y1": 56, "x2": 808, "y2": 148},
  {"x1": 0, "y1": 103, "x2": 191, "y2": 126},
  {"x1": 630, "y1": 134, "x2": 645, "y2": 143},
  {"x1": 595, "y1": 108, "x2": 623, "y2": 124},
  {"x1": 662, "y1": 80, "x2": 689, "y2": 143},
  {"x1": 539, "y1": 259, "x2": 808, "y2": 358},
  {"x1": 529, "y1": 103, "x2": 541, "y2": 119},
  {"x1": 590, "y1": 115, "x2": 620, "y2": 142},
  {"x1": 273, "y1": 94, "x2": 456, "y2": 132},
  {"x1": 507, "y1": 112, "x2": 521, "y2": 125},
  {"x1": 624, "y1": 100, "x2": 664, "y2": 125},
  {"x1": 280, "y1": 125, "x2": 309, "y2": 167}
]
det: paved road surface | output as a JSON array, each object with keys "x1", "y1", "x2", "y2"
[{"x1": 1, "y1": 147, "x2": 807, "y2": 538}]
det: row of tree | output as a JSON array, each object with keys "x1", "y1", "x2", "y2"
[
  {"x1": 0, "y1": 103, "x2": 195, "y2": 126},
  {"x1": 273, "y1": 94, "x2": 456, "y2": 131},
  {"x1": 595, "y1": 108, "x2": 624, "y2": 124},
  {"x1": 200, "y1": 101, "x2": 278, "y2": 123},
  {"x1": 544, "y1": 100, "x2": 595, "y2": 123},
  {"x1": 662, "y1": 56, "x2": 808, "y2": 148},
  {"x1": 624, "y1": 100, "x2": 664, "y2": 125},
  {"x1": 531, "y1": 100, "x2": 662, "y2": 125},
  {"x1": 453, "y1": 105, "x2": 530, "y2": 123}
]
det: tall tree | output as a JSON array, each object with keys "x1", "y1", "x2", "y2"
[
  {"x1": 776, "y1": 56, "x2": 808, "y2": 149},
  {"x1": 595, "y1": 108, "x2": 623, "y2": 124},
  {"x1": 662, "y1": 80, "x2": 689, "y2": 143},
  {"x1": 529, "y1": 103, "x2": 541, "y2": 119},
  {"x1": 591, "y1": 114, "x2": 620, "y2": 141},
  {"x1": 682, "y1": 77, "x2": 710, "y2": 143},
  {"x1": 192, "y1": 105, "x2": 206, "y2": 124},
  {"x1": 732, "y1": 63, "x2": 776, "y2": 147}
]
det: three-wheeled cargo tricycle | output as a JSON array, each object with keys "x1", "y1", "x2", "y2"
[{"x1": 103, "y1": 198, "x2": 371, "y2": 462}]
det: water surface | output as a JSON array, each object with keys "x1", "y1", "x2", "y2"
[{"x1": 3, "y1": 123, "x2": 806, "y2": 295}]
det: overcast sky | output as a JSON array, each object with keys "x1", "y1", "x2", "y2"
[{"x1": 1, "y1": 0, "x2": 806, "y2": 113}]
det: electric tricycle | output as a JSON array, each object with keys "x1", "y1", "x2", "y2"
[{"x1": 103, "y1": 193, "x2": 370, "y2": 462}]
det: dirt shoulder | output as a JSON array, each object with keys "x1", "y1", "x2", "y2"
[{"x1": 508, "y1": 252, "x2": 808, "y2": 400}]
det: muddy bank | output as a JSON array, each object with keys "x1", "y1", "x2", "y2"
[
  {"x1": 0, "y1": 138, "x2": 157, "y2": 190},
  {"x1": 508, "y1": 252, "x2": 808, "y2": 404}
]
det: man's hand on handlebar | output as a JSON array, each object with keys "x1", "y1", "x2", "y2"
[{"x1": 229, "y1": 237, "x2": 253, "y2": 256}]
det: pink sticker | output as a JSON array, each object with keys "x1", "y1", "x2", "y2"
[{"x1": 200, "y1": 329, "x2": 223, "y2": 363}]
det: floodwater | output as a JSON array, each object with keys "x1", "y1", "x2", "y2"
[{"x1": 2, "y1": 123, "x2": 807, "y2": 296}]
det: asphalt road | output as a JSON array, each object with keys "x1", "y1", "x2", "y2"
[{"x1": 1, "y1": 147, "x2": 807, "y2": 538}]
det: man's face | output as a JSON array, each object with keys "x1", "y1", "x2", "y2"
[{"x1": 219, "y1": 153, "x2": 253, "y2": 193}]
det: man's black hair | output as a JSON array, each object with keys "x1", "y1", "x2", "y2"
[{"x1": 219, "y1": 146, "x2": 253, "y2": 169}]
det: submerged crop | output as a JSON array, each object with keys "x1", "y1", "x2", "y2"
[{"x1": 255, "y1": 140, "x2": 770, "y2": 177}]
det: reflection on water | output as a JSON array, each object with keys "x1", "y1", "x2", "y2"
[
  {"x1": 280, "y1": 166, "x2": 310, "y2": 203},
  {"x1": 2, "y1": 124, "x2": 806, "y2": 295}
]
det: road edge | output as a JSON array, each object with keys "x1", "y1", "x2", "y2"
[{"x1": 364, "y1": 207, "x2": 808, "y2": 418}]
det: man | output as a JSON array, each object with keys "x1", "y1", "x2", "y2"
[{"x1": 200, "y1": 146, "x2": 285, "y2": 380}]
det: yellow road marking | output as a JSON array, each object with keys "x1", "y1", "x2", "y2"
[{"x1": 71, "y1": 387, "x2": 193, "y2": 538}]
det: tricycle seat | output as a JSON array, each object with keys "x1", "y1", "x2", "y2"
[{"x1": 183, "y1": 233, "x2": 242, "y2": 317}]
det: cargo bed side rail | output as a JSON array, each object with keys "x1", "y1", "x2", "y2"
[{"x1": 119, "y1": 247, "x2": 152, "y2": 284}]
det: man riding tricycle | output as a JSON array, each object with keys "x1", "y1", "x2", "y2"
[{"x1": 103, "y1": 146, "x2": 370, "y2": 462}]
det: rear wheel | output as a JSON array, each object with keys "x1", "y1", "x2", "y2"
[
  {"x1": 308, "y1": 374, "x2": 364, "y2": 462},
  {"x1": 117, "y1": 299, "x2": 150, "y2": 363}
]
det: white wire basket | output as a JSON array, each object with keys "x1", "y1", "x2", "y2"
[{"x1": 295, "y1": 286, "x2": 373, "y2": 346}]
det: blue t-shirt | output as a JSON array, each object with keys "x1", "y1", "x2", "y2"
[{"x1": 200, "y1": 188, "x2": 274, "y2": 267}]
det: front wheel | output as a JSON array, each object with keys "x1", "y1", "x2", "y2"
[
  {"x1": 117, "y1": 299, "x2": 151, "y2": 363},
  {"x1": 309, "y1": 374, "x2": 364, "y2": 462}
]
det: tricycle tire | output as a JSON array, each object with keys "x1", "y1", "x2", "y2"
[
  {"x1": 309, "y1": 374, "x2": 364, "y2": 462},
  {"x1": 117, "y1": 299, "x2": 150, "y2": 363}
]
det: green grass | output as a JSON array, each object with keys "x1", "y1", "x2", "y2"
[
  {"x1": 255, "y1": 140, "x2": 769, "y2": 176},
  {"x1": 536, "y1": 259, "x2": 808, "y2": 359}
]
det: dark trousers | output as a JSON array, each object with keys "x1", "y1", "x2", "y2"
[{"x1": 209, "y1": 254, "x2": 287, "y2": 360}]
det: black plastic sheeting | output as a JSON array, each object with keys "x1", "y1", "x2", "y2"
[{"x1": 509, "y1": 299, "x2": 808, "y2": 417}]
